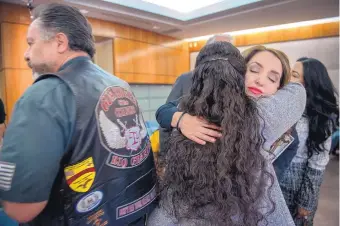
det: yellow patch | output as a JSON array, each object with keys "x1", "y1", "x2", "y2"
[
  {"x1": 64, "y1": 157, "x2": 96, "y2": 192},
  {"x1": 150, "y1": 130, "x2": 160, "y2": 153}
]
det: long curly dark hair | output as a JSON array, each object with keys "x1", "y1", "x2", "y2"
[
  {"x1": 297, "y1": 57, "x2": 339, "y2": 157},
  {"x1": 160, "y1": 42, "x2": 274, "y2": 225}
]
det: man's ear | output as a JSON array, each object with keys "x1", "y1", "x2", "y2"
[{"x1": 55, "y1": 33, "x2": 69, "y2": 54}]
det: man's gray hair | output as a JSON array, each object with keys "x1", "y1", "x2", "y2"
[
  {"x1": 32, "y1": 3, "x2": 95, "y2": 58},
  {"x1": 206, "y1": 34, "x2": 233, "y2": 46}
]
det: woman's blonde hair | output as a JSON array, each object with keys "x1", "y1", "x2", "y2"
[{"x1": 242, "y1": 45, "x2": 291, "y2": 87}]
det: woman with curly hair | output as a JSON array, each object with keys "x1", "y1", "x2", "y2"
[
  {"x1": 156, "y1": 45, "x2": 303, "y2": 182},
  {"x1": 147, "y1": 42, "x2": 303, "y2": 225},
  {"x1": 280, "y1": 57, "x2": 339, "y2": 226}
]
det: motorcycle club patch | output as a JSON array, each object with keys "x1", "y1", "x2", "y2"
[
  {"x1": 64, "y1": 157, "x2": 96, "y2": 192},
  {"x1": 96, "y1": 86, "x2": 151, "y2": 169}
]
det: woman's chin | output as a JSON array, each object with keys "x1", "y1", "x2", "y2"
[{"x1": 246, "y1": 91, "x2": 261, "y2": 99}]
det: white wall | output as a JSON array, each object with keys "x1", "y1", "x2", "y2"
[
  {"x1": 130, "y1": 84, "x2": 173, "y2": 122},
  {"x1": 190, "y1": 37, "x2": 339, "y2": 90}
]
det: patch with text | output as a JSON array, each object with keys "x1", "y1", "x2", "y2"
[
  {"x1": 87, "y1": 208, "x2": 109, "y2": 226},
  {"x1": 116, "y1": 185, "x2": 156, "y2": 219},
  {"x1": 96, "y1": 86, "x2": 151, "y2": 169}
]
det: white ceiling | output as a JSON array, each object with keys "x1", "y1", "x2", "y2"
[
  {"x1": 98, "y1": 0, "x2": 263, "y2": 20},
  {"x1": 2, "y1": 0, "x2": 339, "y2": 39}
]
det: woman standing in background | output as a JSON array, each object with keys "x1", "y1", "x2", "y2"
[{"x1": 280, "y1": 57, "x2": 339, "y2": 226}]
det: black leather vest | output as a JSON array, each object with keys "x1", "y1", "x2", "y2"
[{"x1": 28, "y1": 57, "x2": 157, "y2": 226}]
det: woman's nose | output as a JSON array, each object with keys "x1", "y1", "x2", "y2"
[{"x1": 255, "y1": 77, "x2": 264, "y2": 86}]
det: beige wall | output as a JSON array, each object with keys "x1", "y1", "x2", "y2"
[{"x1": 94, "y1": 39, "x2": 114, "y2": 74}]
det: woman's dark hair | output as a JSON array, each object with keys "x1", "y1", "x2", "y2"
[
  {"x1": 160, "y1": 42, "x2": 274, "y2": 225},
  {"x1": 297, "y1": 57, "x2": 339, "y2": 157},
  {"x1": 32, "y1": 3, "x2": 95, "y2": 58}
]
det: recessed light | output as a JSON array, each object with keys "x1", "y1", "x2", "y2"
[
  {"x1": 152, "y1": 25, "x2": 160, "y2": 30},
  {"x1": 80, "y1": 9, "x2": 89, "y2": 14}
]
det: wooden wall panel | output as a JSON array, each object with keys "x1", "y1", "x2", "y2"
[
  {"x1": 0, "y1": 2, "x2": 31, "y2": 25},
  {"x1": 115, "y1": 73, "x2": 178, "y2": 84},
  {"x1": 189, "y1": 21, "x2": 340, "y2": 52},
  {"x1": 234, "y1": 22, "x2": 339, "y2": 47},
  {"x1": 93, "y1": 39, "x2": 114, "y2": 74},
  {"x1": 88, "y1": 18, "x2": 185, "y2": 50},
  {"x1": 113, "y1": 38, "x2": 189, "y2": 84},
  {"x1": 0, "y1": 22, "x2": 30, "y2": 121},
  {"x1": 3, "y1": 69, "x2": 33, "y2": 121},
  {"x1": 1, "y1": 23, "x2": 29, "y2": 70}
]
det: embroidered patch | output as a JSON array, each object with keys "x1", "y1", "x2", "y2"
[
  {"x1": 0, "y1": 161, "x2": 16, "y2": 191},
  {"x1": 83, "y1": 208, "x2": 109, "y2": 226},
  {"x1": 116, "y1": 185, "x2": 156, "y2": 219},
  {"x1": 96, "y1": 86, "x2": 151, "y2": 169},
  {"x1": 76, "y1": 190, "x2": 103, "y2": 213},
  {"x1": 64, "y1": 157, "x2": 95, "y2": 192}
]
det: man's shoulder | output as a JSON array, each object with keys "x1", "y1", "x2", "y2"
[
  {"x1": 22, "y1": 77, "x2": 71, "y2": 104},
  {"x1": 175, "y1": 71, "x2": 193, "y2": 89},
  {"x1": 177, "y1": 71, "x2": 193, "y2": 81}
]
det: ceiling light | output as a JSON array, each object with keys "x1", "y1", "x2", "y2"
[
  {"x1": 152, "y1": 25, "x2": 160, "y2": 30},
  {"x1": 142, "y1": 0, "x2": 224, "y2": 13},
  {"x1": 186, "y1": 17, "x2": 339, "y2": 42},
  {"x1": 80, "y1": 9, "x2": 89, "y2": 14}
]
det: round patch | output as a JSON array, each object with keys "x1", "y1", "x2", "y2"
[
  {"x1": 76, "y1": 191, "x2": 103, "y2": 213},
  {"x1": 96, "y1": 86, "x2": 151, "y2": 169}
]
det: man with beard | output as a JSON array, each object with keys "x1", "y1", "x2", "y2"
[{"x1": 0, "y1": 3, "x2": 156, "y2": 225}]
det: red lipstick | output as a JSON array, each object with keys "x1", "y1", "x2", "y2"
[{"x1": 248, "y1": 87, "x2": 263, "y2": 95}]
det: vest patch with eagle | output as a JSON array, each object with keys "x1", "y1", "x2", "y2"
[{"x1": 96, "y1": 86, "x2": 151, "y2": 169}]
